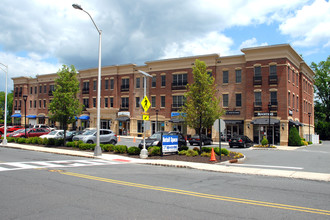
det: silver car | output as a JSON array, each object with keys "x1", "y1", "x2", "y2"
[{"x1": 72, "y1": 129, "x2": 117, "y2": 145}]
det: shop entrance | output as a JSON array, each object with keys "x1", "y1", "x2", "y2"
[
  {"x1": 225, "y1": 121, "x2": 244, "y2": 140},
  {"x1": 253, "y1": 124, "x2": 280, "y2": 145},
  {"x1": 101, "y1": 119, "x2": 112, "y2": 130},
  {"x1": 118, "y1": 121, "x2": 130, "y2": 136}
]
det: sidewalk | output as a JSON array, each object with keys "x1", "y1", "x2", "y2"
[{"x1": 2, "y1": 142, "x2": 330, "y2": 182}]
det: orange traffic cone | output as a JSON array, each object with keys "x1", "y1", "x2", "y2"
[
  {"x1": 133, "y1": 136, "x2": 136, "y2": 143},
  {"x1": 118, "y1": 136, "x2": 120, "y2": 142},
  {"x1": 210, "y1": 148, "x2": 217, "y2": 162}
]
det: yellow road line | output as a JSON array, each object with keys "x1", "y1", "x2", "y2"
[{"x1": 56, "y1": 170, "x2": 330, "y2": 216}]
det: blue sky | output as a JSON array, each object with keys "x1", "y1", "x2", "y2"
[{"x1": 0, "y1": 0, "x2": 329, "y2": 92}]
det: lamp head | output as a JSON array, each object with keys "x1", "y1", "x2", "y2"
[
  {"x1": 23, "y1": 95, "x2": 28, "y2": 101},
  {"x1": 72, "y1": 4, "x2": 83, "y2": 10}
]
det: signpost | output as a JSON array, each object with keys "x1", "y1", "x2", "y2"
[
  {"x1": 214, "y1": 119, "x2": 225, "y2": 161},
  {"x1": 140, "y1": 95, "x2": 151, "y2": 158}
]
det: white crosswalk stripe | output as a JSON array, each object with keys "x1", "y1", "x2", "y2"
[{"x1": 0, "y1": 159, "x2": 120, "y2": 172}]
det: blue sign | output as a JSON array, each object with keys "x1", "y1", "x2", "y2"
[
  {"x1": 162, "y1": 135, "x2": 178, "y2": 153},
  {"x1": 171, "y1": 112, "x2": 187, "y2": 117}
]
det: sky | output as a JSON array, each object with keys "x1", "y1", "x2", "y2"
[{"x1": 0, "y1": 0, "x2": 329, "y2": 92}]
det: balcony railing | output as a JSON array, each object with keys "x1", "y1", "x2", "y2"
[
  {"x1": 269, "y1": 101, "x2": 278, "y2": 111},
  {"x1": 14, "y1": 106, "x2": 21, "y2": 111},
  {"x1": 254, "y1": 102, "x2": 262, "y2": 111},
  {"x1": 82, "y1": 88, "x2": 89, "y2": 94},
  {"x1": 269, "y1": 75, "x2": 278, "y2": 85},
  {"x1": 121, "y1": 85, "x2": 129, "y2": 92},
  {"x1": 171, "y1": 82, "x2": 187, "y2": 90},
  {"x1": 119, "y1": 104, "x2": 129, "y2": 111},
  {"x1": 253, "y1": 76, "x2": 262, "y2": 85},
  {"x1": 171, "y1": 104, "x2": 184, "y2": 111}
]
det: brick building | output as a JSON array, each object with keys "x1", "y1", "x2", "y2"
[{"x1": 12, "y1": 44, "x2": 314, "y2": 146}]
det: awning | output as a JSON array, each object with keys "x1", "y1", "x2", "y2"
[
  {"x1": 224, "y1": 120, "x2": 243, "y2": 124},
  {"x1": 79, "y1": 115, "x2": 90, "y2": 120},
  {"x1": 26, "y1": 115, "x2": 36, "y2": 119},
  {"x1": 11, "y1": 114, "x2": 21, "y2": 118},
  {"x1": 169, "y1": 118, "x2": 185, "y2": 123},
  {"x1": 251, "y1": 118, "x2": 280, "y2": 125},
  {"x1": 289, "y1": 119, "x2": 304, "y2": 127},
  {"x1": 116, "y1": 116, "x2": 130, "y2": 121}
]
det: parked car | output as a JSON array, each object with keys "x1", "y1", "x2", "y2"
[
  {"x1": 229, "y1": 135, "x2": 253, "y2": 148},
  {"x1": 138, "y1": 131, "x2": 187, "y2": 149},
  {"x1": 33, "y1": 124, "x2": 55, "y2": 131},
  {"x1": 72, "y1": 129, "x2": 117, "y2": 144},
  {"x1": 40, "y1": 130, "x2": 77, "y2": 141},
  {"x1": 6, "y1": 129, "x2": 25, "y2": 137},
  {"x1": 9, "y1": 128, "x2": 50, "y2": 138},
  {"x1": 189, "y1": 134, "x2": 213, "y2": 146},
  {"x1": 0, "y1": 125, "x2": 23, "y2": 134}
]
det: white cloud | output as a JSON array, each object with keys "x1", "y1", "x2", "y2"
[
  {"x1": 239, "y1": 38, "x2": 268, "y2": 49},
  {"x1": 279, "y1": 0, "x2": 330, "y2": 47}
]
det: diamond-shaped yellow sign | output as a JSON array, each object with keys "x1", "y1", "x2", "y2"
[
  {"x1": 142, "y1": 114, "x2": 149, "y2": 120},
  {"x1": 141, "y1": 96, "x2": 151, "y2": 112}
]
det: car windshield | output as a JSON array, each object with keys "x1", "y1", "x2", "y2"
[
  {"x1": 48, "y1": 131, "x2": 58, "y2": 135},
  {"x1": 149, "y1": 133, "x2": 161, "y2": 140},
  {"x1": 13, "y1": 129, "x2": 25, "y2": 133},
  {"x1": 83, "y1": 130, "x2": 96, "y2": 135}
]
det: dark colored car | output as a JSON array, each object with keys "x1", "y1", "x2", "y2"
[
  {"x1": 229, "y1": 135, "x2": 253, "y2": 148},
  {"x1": 138, "y1": 131, "x2": 187, "y2": 149},
  {"x1": 189, "y1": 134, "x2": 213, "y2": 146},
  {"x1": 9, "y1": 128, "x2": 50, "y2": 138}
]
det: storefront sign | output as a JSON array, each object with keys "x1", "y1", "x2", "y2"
[
  {"x1": 15, "y1": 110, "x2": 21, "y2": 114},
  {"x1": 162, "y1": 135, "x2": 178, "y2": 153},
  {"x1": 255, "y1": 112, "x2": 277, "y2": 117},
  {"x1": 225, "y1": 111, "x2": 240, "y2": 115},
  {"x1": 118, "y1": 112, "x2": 130, "y2": 117},
  {"x1": 171, "y1": 112, "x2": 186, "y2": 117}
]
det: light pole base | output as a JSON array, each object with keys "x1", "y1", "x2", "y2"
[
  {"x1": 94, "y1": 145, "x2": 102, "y2": 156},
  {"x1": 140, "y1": 149, "x2": 148, "y2": 159},
  {"x1": 2, "y1": 139, "x2": 7, "y2": 146}
]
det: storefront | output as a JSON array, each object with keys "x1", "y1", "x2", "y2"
[
  {"x1": 11, "y1": 113, "x2": 21, "y2": 125},
  {"x1": 78, "y1": 115, "x2": 90, "y2": 130},
  {"x1": 251, "y1": 118, "x2": 280, "y2": 145},
  {"x1": 26, "y1": 115, "x2": 37, "y2": 126},
  {"x1": 116, "y1": 116, "x2": 130, "y2": 135},
  {"x1": 224, "y1": 120, "x2": 244, "y2": 140}
]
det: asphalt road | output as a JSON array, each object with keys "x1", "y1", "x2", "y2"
[{"x1": 1, "y1": 147, "x2": 330, "y2": 219}]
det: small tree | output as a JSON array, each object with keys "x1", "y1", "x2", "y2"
[
  {"x1": 181, "y1": 59, "x2": 224, "y2": 151},
  {"x1": 288, "y1": 126, "x2": 302, "y2": 146},
  {"x1": 49, "y1": 65, "x2": 82, "y2": 143},
  {"x1": 261, "y1": 136, "x2": 268, "y2": 146}
]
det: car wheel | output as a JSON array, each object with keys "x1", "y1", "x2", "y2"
[
  {"x1": 87, "y1": 140, "x2": 94, "y2": 144},
  {"x1": 109, "y1": 140, "x2": 116, "y2": 145},
  {"x1": 190, "y1": 143, "x2": 193, "y2": 146},
  {"x1": 209, "y1": 141, "x2": 213, "y2": 145},
  {"x1": 243, "y1": 143, "x2": 247, "y2": 148},
  {"x1": 229, "y1": 145, "x2": 232, "y2": 148}
]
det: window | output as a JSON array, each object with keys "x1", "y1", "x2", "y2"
[
  {"x1": 270, "y1": 65, "x2": 277, "y2": 76},
  {"x1": 83, "y1": 98, "x2": 89, "y2": 108},
  {"x1": 296, "y1": 96, "x2": 299, "y2": 111},
  {"x1": 254, "y1": 66, "x2": 261, "y2": 77},
  {"x1": 172, "y1": 96, "x2": 185, "y2": 108},
  {"x1": 93, "y1": 81, "x2": 97, "y2": 90},
  {"x1": 44, "y1": 85, "x2": 47, "y2": 93},
  {"x1": 110, "y1": 97, "x2": 114, "y2": 107},
  {"x1": 288, "y1": 67, "x2": 290, "y2": 82},
  {"x1": 136, "y1": 97, "x2": 140, "y2": 108},
  {"x1": 255, "y1": 92, "x2": 262, "y2": 106},
  {"x1": 236, "y1": 94, "x2": 242, "y2": 107},
  {"x1": 296, "y1": 73, "x2": 298, "y2": 86},
  {"x1": 83, "y1": 82, "x2": 89, "y2": 93},
  {"x1": 49, "y1": 85, "x2": 55, "y2": 92},
  {"x1": 43, "y1": 100, "x2": 46, "y2": 108},
  {"x1": 235, "y1": 69, "x2": 241, "y2": 83},
  {"x1": 30, "y1": 87, "x2": 33, "y2": 94},
  {"x1": 121, "y1": 97, "x2": 129, "y2": 108},
  {"x1": 223, "y1": 71, "x2": 228, "y2": 83},
  {"x1": 39, "y1": 86, "x2": 42, "y2": 94},
  {"x1": 30, "y1": 100, "x2": 32, "y2": 108},
  {"x1": 288, "y1": 92, "x2": 291, "y2": 107},
  {"x1": 161, "y1": 75, "x2": 166, "y2": 87},
  {"x1": 161, "y1": 96, "x2": 165, "y2": 107},
  {"x1": 34, "y1": 100, "x2": 36, "y2": 108},
  {"x1": 292, "y1": 94, "x2": 295, "y2": 109},
  {"x1": 151, "y1": 96, "x2": 156, "y2": 107},
  {"x1": 172, "y1": 74, "x2": 187, "y2": 86},
  {"x1": 137, "y1": 120, "x2": 144, "y2": 133},
  {"x1": 207, "y1": 71, "x2": 212, "y2": 78},
  {"x1": 270, "y1": 91, "x2": 277, "y2": 105},
  {"x1": 35, "y1": 86, "x2": 37, "y2": 94},
  {"x1": 152, "y1": 76, "x2": 156, "y2": 88},
  {"x1": 93, "y1": 98, "x2": 96, "y2": 107},
  {"x1": 136, "y1": 77, "x2": 140, "y2": 89},
  {"x1": 292, "y1": 71, "x2": 295, "y2": 84},
  {"x1": 105, "y1": 98, "x2": 108, "y2": 108},
  {"x1": 110, "y1": 79, "x2": 114, "y2": 90},
  {"x1": 223, "y1": 94, "x2": 228, "y2": 107},
  {"x1": 121, "y1": 78, "x2": 129, "y2": 91},
  {"x1": 105, "y1": 79, "x2": 109, "y2": 90}
]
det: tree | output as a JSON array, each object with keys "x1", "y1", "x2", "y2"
[
  {"x1": 311, "y1": 56, "x2": 330, "y2": 139},
  {"x1": 288, "y1": 126, "x2": 302, "y2": 146},
  {"x1": 49, "y1": 65, "x2": 82, "y2": 142},
  {"x1": 0, "y1": 91, "x2": 13, "y2": 125},
  {"x1": 181, "y1": 59, "x2": 224, "y2": 151}
]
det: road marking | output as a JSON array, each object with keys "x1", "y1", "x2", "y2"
[
  {"x1": 225, "y1": 163, "x2": 304, "y2": 170},
  {"x1": 57, "y1": 171, "x2": 330, "y2": 216},
  {"x1": 0, "y1": 159, "x2": 121, "y2": 172}
]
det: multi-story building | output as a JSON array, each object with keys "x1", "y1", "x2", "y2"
[{"x1": 12, "y1": 44, "x2": 314, "y2": 146}]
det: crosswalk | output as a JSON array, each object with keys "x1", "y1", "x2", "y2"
[{"x1": 0, "y1": 159, "x2": 121, "y2": 172}]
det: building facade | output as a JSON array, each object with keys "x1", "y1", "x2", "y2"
[{"x1": 12, "y1": 44, "x2": 315, "y2": 146}]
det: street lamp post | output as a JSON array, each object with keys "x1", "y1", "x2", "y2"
[
  {"x1": 138, "y1": 70, "x2": 152, "y2": 159},
  {"x1": 268, "y1": 103, "x2": 271, "y2": 148},
  {"x1": 73, "y1": 4, "x2": 102, "y2": 156},
  {"x1": 308, "y1": 112, "x2": 311, "y2": 142},
  {"x1": 23, "y1": 95, "x2": 28, "y2": 137},
  {"x1": 0, "y1": 63, "x2": 8, "y2": 145}
]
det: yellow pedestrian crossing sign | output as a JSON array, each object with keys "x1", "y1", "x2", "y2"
[
  {"x1": 141, "y1": 96, "x2": 151, "y2": 112},
  {"x1": 143, "y1": 114, "x2": 149, "y2": 120}
]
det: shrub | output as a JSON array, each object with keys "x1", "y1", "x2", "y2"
[
  {"x1": 127, "y1": 146, "x2": 141, "y2": 155},
  {"x1": 201, "y1": 152, "x2": 211, "y2": 157},
  {"x1": 7, "y1": 137, "x2": 15, "y2": 142},
  {"x1": 178, "y1": 150, "x2": 187, "y2": 155},
  {"x1": 113, "y1": 145, "x2": 128, "y2": 154},
  {"x1": 288, "y1": 127, "x2": 302, "y2": 146},
  {"x1": 17, "y1": 138, "x2": 26, "y2": 144},
  {"x1": 261, "y1": 136, "x2": 268, "y2": 146},
  {"x1": 66, "y1": 142, "x2": 75, "y2": 148},
  {"x1": 178, "y1": 145, "x2": 189, "y2": 151},
  {"x1": 308, "y1": 141, "x2": 313, "y2": 145},
  {"x1": 101, "y1": 144, "x2": 114, "y2": 152},
  {"x1": 221, "y1": 148, "x2": 229, "y2": 156},
  {"x1": 25, "y1": 138, "x2": 33, "y2": 144},
  {"x1": 47, "y1": 138, "x2": 56, "y2": 146},
  {"x1": 301, "y1": 140, "x2": 308, "y2": 146},
  {"x1": 32, "y1": 137, "x2": 41, "y2": 145},
  {"x1": 37, "y1": 137, "x2": 43, "y2": 145},
  {"x1": 74, "y1": 140, "x2": 83, "y2": 148},
  {"x1": 186, "y1": 149, "x2": 198, "y2": 157},
  {"x1": 148, "y1": 146, "x2": 161, "y2": 156},
  {"x1": 54, "y1": 138, "x2": 64, "y2": 146},
  {"x1": 320, "y1": 140, "x2": 323, "y2": 144},
  {"x1": 201, "y1": 147, "x2": 212, "y2": 153},
  {"x1": 79, "y1": 143, "x2": 95, "y2": 150},
  {"x1": 193, "y1": 147, "x2": 200, "y2": 154}
]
